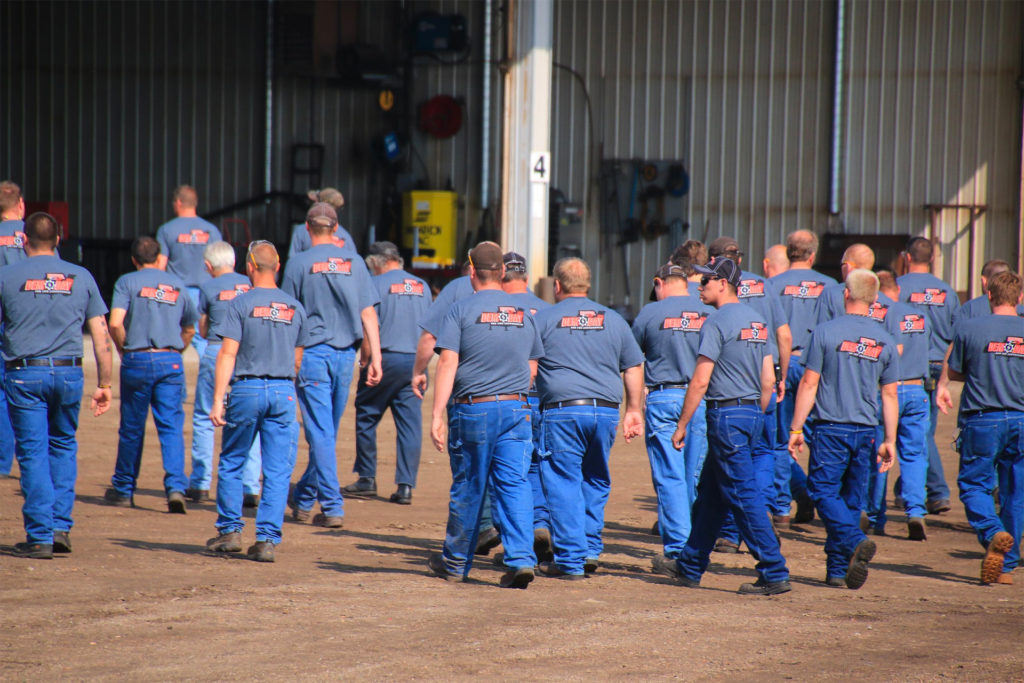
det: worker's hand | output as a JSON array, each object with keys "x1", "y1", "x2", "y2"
[
  {"x1": 622, "y1": 409, "x2": 643, "y2": 443},
  {"x1": 877, "y1": 440, "x2": 897, "y2": 473},
  {"x1": 430, "y1": 415, "x2": 447, "y2": 452},
  {"x1": 366, "y1": 358, "x2": 383, "y2": 387},
  {"x1": 412, "y1": 372, "x2": 428, "y2": 399},
  {"x1": 91, "y1": 387, "x2": 112, "y2": 417},
  {"x1": 936, "y1": 385, "x2": 954, "y2": 415},
  {"x1": 210, "y1": 399, "x2": 227, "y2": 428},
  {"x1": 788, "y1": 432, "x2": 805, "y2": 459},
  {"x1": 671, "y1": 425, "x2": 686, "y2": 451},
  {"x1": 776, "y1": 381, "x2": 785, "y2": 403}
]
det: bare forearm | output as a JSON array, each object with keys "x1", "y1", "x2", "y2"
[
  {"x1": 881, "y1": 384, "x2": 898, "y2": 443},
  {"x1": 360, "y1": 306, "x2": 382, "y2": 361},
  {"x1": 432, "y1": 351, "x2": 458, "y2": 419},
  {"x1": 623, "y1": 365, "x2": 644, "y2": 412},
  {"x1": 87, "y1": 317, "x2": 113, "y2": 386},
  {"x1": 789, "y1": 373, "x2": 820, "y2": 431},
  {"x1": 180, "y1": 326, "x2": 195, "y2": 349},
  {"x1": 413, "y1": 332, "x2": 436, "y2": 375}
]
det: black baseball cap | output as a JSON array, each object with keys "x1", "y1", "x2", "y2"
[
  {"x1": 694, "y1": 257, "x2": 742, "y2": 287},
  {"x1": 653, "y1": 263, "x2": 687, "y2": 280}
]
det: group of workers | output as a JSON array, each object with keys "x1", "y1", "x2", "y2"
[{"x1": 1, "y1": 179, "x2": 1020, "y2": 594}]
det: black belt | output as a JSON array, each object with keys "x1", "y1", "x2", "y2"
[
  {"x1": 962, "y1": 408, "x2": 1020, "y2": 419},
  {"x1": 648, "y1": 383, "x2": 688, "y2": 393},
  {"x1": 705, "y1": 398, "x2": 759, "y2": 409},
  {"x1": 6, "y1": 357, "x2": 82, "y2": 369},
  {"x1": 234, "y1": 375, "x2": 288, "y2": 382},
  {"x1": 542, "y1": 398, "x2": 619, "y2": 411},
  {"x1": 453, "y1": 393, "x2": 528, "y2": 405}
]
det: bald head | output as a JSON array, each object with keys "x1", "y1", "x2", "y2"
[
  {"x1": 842, "y1": 243, "x2": 875, "y2": 270},
  {"x1": 786, "y1": 230, "x2": 819, "y2": 264},
  {"x1": 553, "y1": 257, "x2": 591, "y2": 295},
  {"x1": 247, "y1": 241, "x2": 279, "y2": 272},
  {"x1": 763, "y1": 244, "x2": 789, "y2": 278}
]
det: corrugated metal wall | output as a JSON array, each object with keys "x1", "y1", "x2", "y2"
[{"x1": 551, "y1": 0, "x2": 1023, "y2": 306}]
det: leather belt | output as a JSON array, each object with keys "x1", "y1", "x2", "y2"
[
  {"x1": 648, "y1": 383, "x2": 688, "y2": 393},
  {"x1": 897, "y1": 378, "x2": 924, "y2": 386},
  {"x1": 6, "y1": 357, "x2": 82, "y2": 369},
  {"x1": 542, "y1": 398, "x2": 619, "y2": 411},
  {"x1": 234, "y1": 375, "x2": 288, "y2": 382},
  {"x1": 706, "y1": 398, "x2": 759, "y2": 409},
  {"x1": 453, "y1": 393, "x2": 528, "y2": 405}
]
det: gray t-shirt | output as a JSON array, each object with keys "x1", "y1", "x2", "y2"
[
  {"x1": 506, "y1": 291, "x2": 551, "y2": 316},
  {"x1": 951, "y1": 294, "x2": 1024, "y2": 328},
  {"x1": 419, "y1": 275, "x2": 475, "y2": 338},
  {"x1": 949, "y1": 313, "x2": 1024, "y2": 415},
  {"x1": 280, "y1": 244, "x2": 380, "y2": 349},
  {"x1": 373, "y1": 268, "x2": 432, "y2": 354},
  {"x1": 155, "y1": 216, "x2": 222, "y2": 287},
  {"x1": 434, "y1": 289, "x2": 543, "y2": 397},
  {"x1": 219, "y1": 287, "x2": 311, "y2": 379},
  {"x1": 897, "y1": 272, "x2": 961, "y2": 362},
  {"x1": 632, "y1": 294, "x2": 713, "y2": 385},
  {"x1": 288, "y1": 223, "x2": 356, "y2": 259},
  {"x1": 0, "y1": 254, "x2": 108, "y2": 360},
  {"x1": 884, "y1": 301, "x2": 929, "y2": 381},
  {"x1": 0, "y1": 219, "x2": 27, "y2": 267},
  {"x1": 738, "y1": 270, "x2": 785, "y2": 361},
  {"x1": 803, "y1": 314, "x2": 900, "y2": 425},
  {"x1": 698, "y1": 302, "x2": 770, "y2": 402},
  {"x1": 534, "y1": 296, "x2": 644, "y2": 404},
  {"x1": 111, "y1": 268, "x2": 198, "y2": 351},
  {"x1": 769, "y1": 268, "x2": 837, "y2": 351},
  {"x1": 198, "y1": 272, "x2": 253, "y2": 343}
]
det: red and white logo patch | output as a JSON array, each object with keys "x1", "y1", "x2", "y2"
[
  {"x1": 478, "y1": 306, "x2": 525, "y2": 327},
  {"x1": 738, "y1": 321, "x2": 768, "y2": 342},
  {"x1": 311, "y1": 258, "x2": 352, "y2": 275},
  {"x1": 0, "y1": 232, "x2": 25, "y2": 249},
  {"x1": 899, "y1": 313, "x2": 925, "y2": 334},
  {"x1": 782, "y1": 281, "x2": 825, "y2": 299},
  {"x1": 176, "y1": 230, "x2": 210, "y2": 245},
  {"x1": 839, "y1": 336, "x2": 885, "y2": 361},
  {"x1": 909, "y1": 288, "x2": 947, "y2": 306},
  {"x1": 23, "y1": 272, "x2": 74, "y2": 294},
  {"x1": 389, "y1": 279, "x2": 425, "y2": 296},
  {"x1": 217, "y1": 283, "x2": 252, "y2": 301},
  {"x1": 737, "y1": 279, "x2": 765, "y2": 298},
  {"x1": 139, "y1": 284, "x2": 181, "y2": 304},
  {"x1": 559, "y1": 309, "x2": 605, "y2": 331},
  {"x1": 986, "y1": 336, "x2": 1024, "y2": 358},
  {"x1": 662, "y1": 311, "x2": 707, "y2": 332},
  {"x1": 868, "y1": 302, "x2": 889, "y2": 322},
  {"x1": 251, "y1": 302, "x2": 296, "y2": 323},
  {"x1": 331, "y1": 235, "x2": 346, "y2": 249}
]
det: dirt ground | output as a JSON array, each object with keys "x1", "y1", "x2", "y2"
[{"x1": 1, "y1": 348, "x2": 1021, "y2": 681}]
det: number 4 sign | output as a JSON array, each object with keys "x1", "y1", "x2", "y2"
[{"x1": 530, "y1": 151, "x2": 550, "y2": 184}]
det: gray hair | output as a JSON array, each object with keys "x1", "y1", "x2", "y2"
[{"x1": 203, "y1": 240, "x2": 236, "y2": 270}]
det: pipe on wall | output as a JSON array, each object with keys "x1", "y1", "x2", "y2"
[
  {"x1": 481, "y1": 0, "x2": 492, "y2": 210},
  {"x1": 828, "y1": 0, "x2": 845, "y2": 216},
  {"x1": 264, "y1": 0, "x2": 274, "y2": 196}
]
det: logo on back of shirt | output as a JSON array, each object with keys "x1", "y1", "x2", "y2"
[
  {"x1": 389, "y1": 279, "x2": 425, "y2": 296},
  {"x1": 218, "y1": 283, "x2": 252, "y2": 300},
  {"x1": 23, "y1": 273, "x2": 74, "y2": 294},
  {"x1": 738, "y1": 321, "x2": 768, "y2": 342},
  {"x1": 139, "y1": 284, "x2": 181, "y2": 304},
  {"x1": 738, "y1": 279, "x2": 765, "y2": 298},
  {"x1": 177, "y1": 229, "x2": 210, "y2": 245},
  {"x1": 0, "y1": 232, "x2": 25, "y2": 249},
  {"x1": 331, "y1": 235, "x2": 346, "y2": 249},
  {"x1": 478, "y1": 306, "x2": 525, "y2": 327},
  {"x1": 251, "y1": 302, "x2": 296, "y2": 324},
  {"x1": 662, "y1": 311, "x2": 707, "y2": 332},
  {"x1": 311, "y1": 258, "x2": 352, "y2": 275},
  {"x1": 909, "y1": 288, "x2": 947, "y2": 306},
  {"x1": 986, "y1": 336, "x2": 1024, "y2": 358},
  {"x1": 781, "y1": 281, "x2": 825, "y2": 299},
  {"x1": 559, "y1": 309, "x2": 605, "y2": 331},
  {"x1": 900, "y1": 313, "x2": 925, "y2": 334},
  {"x1": 838, "y1": 336, "x2": 885, "y2": 361},
  {"x1": 868, "y1": 301, "x2": 889, "y2": 322}
]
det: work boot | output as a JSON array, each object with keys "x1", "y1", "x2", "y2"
[
  {"x1": 312, "y1": 512, "x2": 344, "y2": 528},
  {"x1": 537, "y1": 562, "x2": 586, "y2": 580},
  {"x1": 714, "y1": 538, "x2": 740, "y2": 554},
  {"x1": 772, "y1": 514, "x2": 791, "y2": 530},
  {"x1": 981, "y1": 531, "x2": 1014, "y2": 585},
  {"x1": 103, "y1": 487, "x2": 131, "y2": 507},
  {"x1": 926, "y1": 498, "x2": 951, "y2": 515},
  {"x1": 206, "y1": 532, "x2": 243, "y2": 553},
  {"x1": 167, "y1": 491, "x2": 187, "y2": 514},
  {"x1": 13, "y1": 542, "x2": 53, "y2": 559},
  {"x1": 533, "y1": 527, "x2": 554, "y2": 563},
  {"x1": 651, "y1": 555, "x2": 700, "y2": 588},
  {"x1": 53, "y1": 531, "x2": 72, "y2": 554},
  {"x1": 474, "y1": 527, "x2": 501, "y2": 556},
  {"x1": 389, "y1": 484, "x2": 412, "y2": 505},
  {"x1": 341, "y1": 477, "x2": 377, "y2": 498},
  {"x1": 738, "y1": 578, "x2": 792, "y2": 595},
  {"x1": 242, "y1": 493, "x2": 260, "y2": 509},
  {"x1": 290, "y1": 502, "x2": 311, "y2": 523},
  {"x1": 499, "y1": 566, "x2": 535, "y2": 589},
  {"x1": 824, "y1": 575, "x2": 847, "y2": 588},
  {"x1": 845, "y1": 538, "x2": 877, "y2": 590},
  {"x1": 427, "y1": 553, "x2": 462, "y2": 582},
  {"x1": 907, "y1": 517, "x2": 927, "y2": 541},
  {"x1": 185, "y1": 488, "x2": 209, "y2": 503},
  {"x1": 792, "y1": 492, "x2": 815, "y2": 524},
  {"x1": 247, "y1": 541, "x2": 275, "y2": 563}
]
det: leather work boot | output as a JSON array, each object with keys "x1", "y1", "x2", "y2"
[
  {"x1": 389, "y1": 484, "x2": 413, "y2": 505},
  {"x1": 167, "y1": 491, "x2": 187, "y2": 514},
  {"x1": 341, "y1": 477, "x2": 377, "y2": 498},
  {"x1": 247, "y1": 541, "x2": 275, "y2": 563},
  {"x1": 53, "y1": 531, "x2": 72, "y2": 554},
  {"x1": 206, "y1": 532, "x2": 243, "y2": 553}
]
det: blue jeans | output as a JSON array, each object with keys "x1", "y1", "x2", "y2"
[
  {"x1": 353, "y1": 351, "x2": 422, "y2": 486},
  {"x1": 110, "y1": 351, "x2": 188, "y2": 496},
  {"x1": 293, "y1": 344, "x2": 356, "y2": 516},
  {"x1": 186, "y1": 287, "x2": 207, "y2": 359},
  {"x1": 866, "y1": 384, "x2": 929, "y2": 530},
  {"x1": 676, "y1": 404, "x2": 788, "y2": 583},
  {"x1": 215, "y1": 378, "x2": 299, "y2": 544},
  {"x1": 957, "y1": 410, "x2": 1024, "y2": 573},
  {"x1": 527, "y1": 396, "x2": 550, "y2": 529},
  {"x1": 924, "y1": 361, "x2": 951, "y2": 500},
  {"x1": 539, "y1": 405, "x2": 619, "y2": 574},
  {"x1": 190, "y1": 342, "x2": 262, "y2": 494},
  {"x1": 720, "y1": 397, "x2": 778, "y2": 546},
  {"x1": 6, "y1": 365, "x2": 83, "y2": 543},
  {"x1": 440, "y1": 400, "x2": 535, "y2": 576},
  {"x1": 807, "y1": 422, "x2": 875, "y2": 578},
  {"x1": 645, "y1": 388, "x2": 707, "y2": 557},
  {"x1": 775, "y1": 362, "x2": 810, "y2": 514},
  {"x1": 0, "y1": 361, "x2": 16, "y2": 475}
]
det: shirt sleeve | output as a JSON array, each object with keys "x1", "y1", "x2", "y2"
[
  {"x1": 220, "y1": 299, "x2": 244, "y2": 343},
  {"x1": 84, "y1": 272, "x2": 109, "y2": 319},
  {"x1": 294, "y1": 303, "x2": 313, "y2": 348},
  {"x1": 433, "y1": 304, "x2": 463, "y2": 353},
  {"x1": 948, "y1": 329, "x2": 966, "y2": 375},
  {"x1": 209, "y1": 223, "x2": 222, "y2": 242},
  {"x1": 802, "y1": 328, "x2": 825, "y2": 374},
  {"x1": 354, "y1": 260, "x2": 380, "y2": 311},
  {"x1": 879, "y1": 334, "x2": 901, "y2": 384},
  {"x1": 198, "y1": 286, "x2": 210, "y2": 316},
  {"x1": 419, "y1": 301, "x2": 448, "y2": 338},
  {"x1": 280, "y1": 260, "x2": 300, "y2": 299},
  {"x1": 696, "y1": 316, "x2": 724, "y2": 362},
  {"x1": 156, "y1": 227, "x2": 170, "y2": 258},
  {"x1": 617, "y1": 318, "x2": 645, "y2": 370},
  {"x1": 180, "y1": 290, "x2": 199, "y2": 327},
  {"x1": 528, "y1": 318, "x2": 544, "y2": 360},
  {"x1": 111, "y1": 275, "x2": 131, "y2": 311}
]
